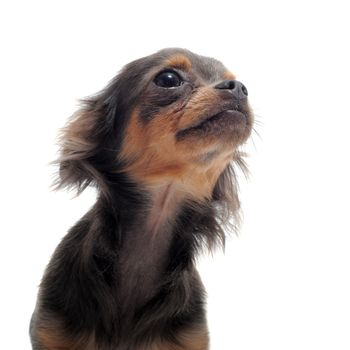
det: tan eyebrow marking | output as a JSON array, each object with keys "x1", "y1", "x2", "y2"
[
  {"x1": 224, "y1": 71, "x2": 236, "y2": 80},
  {"x1": 165, "y1": 54, "x2": 192, "y2": 71}
]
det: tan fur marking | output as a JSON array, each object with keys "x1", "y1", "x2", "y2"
[
  {"x1": 36, "y1": 326, "x2": 93, "y2": 350},
  {"x1": 150, "y1": 324, "x2": 209, "y2": 350},
  {"x1": 165, "y1": 54, "x2": 192, "y2": 70},
  {"x1": 224, "y1": 71, "x2": 236, "y2": 80},
  {"x1": 175, "y1": 325, "x2": 209, "y2": 350},
  {"x1": 175, "y1": 86, "x2": 221, "y2": 131},
  {"x1": 36, "y1": 328, "x2": 74, "y2": 350}
]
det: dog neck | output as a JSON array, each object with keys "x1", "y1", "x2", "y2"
[
  {"x1": 96, "y1": 174, "x2": 220, "y2": 310},
  {"x1": 109, "y1": 181, "x2": 189, "y2": 305}
]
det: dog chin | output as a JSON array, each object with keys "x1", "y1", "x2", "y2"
[{"x1": 176, "y1": 109, "x2": 250, "y2": 143}]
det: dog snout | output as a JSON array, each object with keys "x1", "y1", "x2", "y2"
[{"x1": 214, "y1": 80, "x2": 248, "y2": 100}]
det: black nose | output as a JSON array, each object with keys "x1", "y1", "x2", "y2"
[{"x1": 214, "y1": 80, "x2": 248, "y2": 99}]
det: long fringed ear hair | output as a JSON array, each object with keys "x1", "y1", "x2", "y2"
[
  {"x1": 51, "y1": 80, "x2": 124, "y2": 198},
  {"x1": 52, "y1": 101, "x2": 109, "y2": 196},
  {"x1": 51, "y1": 69, "x2": 132, "y2": 199}
]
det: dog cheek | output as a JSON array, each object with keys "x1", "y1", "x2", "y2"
[
  {"x1": 119, "y1": 108, "x2": 147, "y2": 163},
  {"x1": 176, "y1": 87, "x2": 220, "y2": 131}
]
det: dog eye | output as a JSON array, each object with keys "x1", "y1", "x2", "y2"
[{"x1": 154, "y1": 71, "x2": 183, "y2": 88}]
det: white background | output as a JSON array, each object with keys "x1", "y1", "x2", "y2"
[{"x1": 1, "y1": 1, "x2": 349, "y2": 349}]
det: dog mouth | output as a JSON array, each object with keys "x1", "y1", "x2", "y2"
[{"x1": 176, "y1": 107, "x2": 247, "y2": 140}]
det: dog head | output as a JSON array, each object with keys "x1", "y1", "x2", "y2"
[{"x1": 55, "y1": 48, "x2": 253, "y2": 202}]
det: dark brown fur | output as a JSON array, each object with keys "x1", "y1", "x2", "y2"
[{"x1": 30, "y1": 48, "x2": 254, "y2": 349}]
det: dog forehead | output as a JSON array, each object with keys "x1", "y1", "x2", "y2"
[
  {"x1": 156, "y1": 48, "x2": 229, "y2": 82},
  {"x1": 118, "y1": 48, "x2": 231, "y2": 85}
]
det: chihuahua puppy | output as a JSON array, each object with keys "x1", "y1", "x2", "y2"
[{"x1": 30, "y1": 48, "x2": 253, "y2": 350}]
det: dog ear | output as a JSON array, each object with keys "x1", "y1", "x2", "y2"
[{"x1": 52, "y1": 100, "x2": 111, "y2": 196}]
